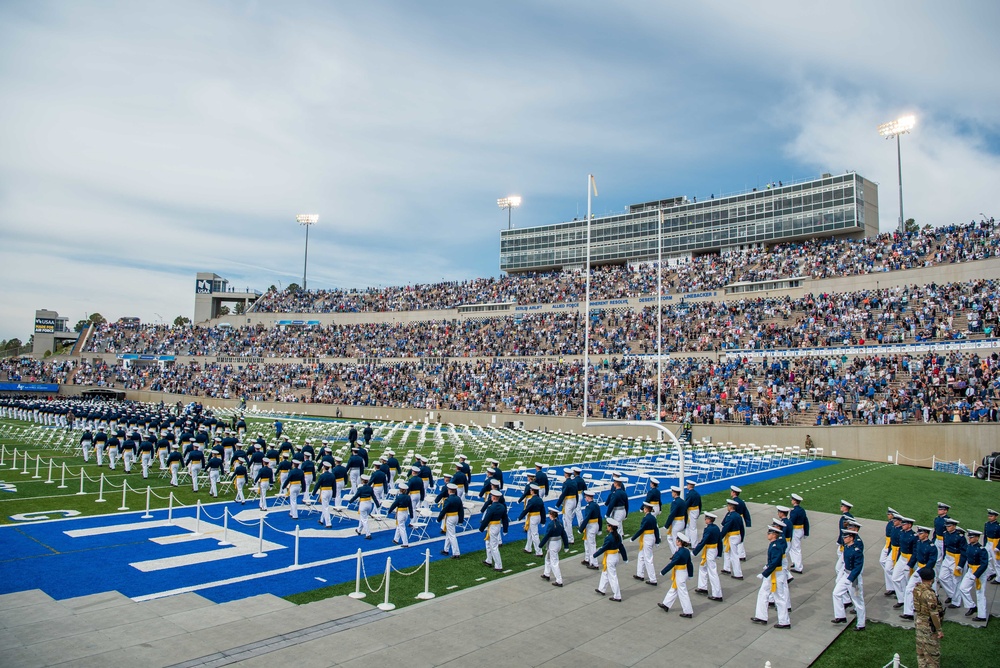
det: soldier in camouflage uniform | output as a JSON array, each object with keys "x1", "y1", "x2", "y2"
[{"x1": 913, "y1": 566, "x2": 943, "y2": 668}]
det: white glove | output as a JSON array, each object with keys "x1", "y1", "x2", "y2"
[{"x1": 757, "y1": 573, "x2": 764, "y2": 580}]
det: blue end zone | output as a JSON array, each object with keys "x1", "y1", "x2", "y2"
[{"x1": 0, "y1": 458, "x2": 832, "y2": 604}]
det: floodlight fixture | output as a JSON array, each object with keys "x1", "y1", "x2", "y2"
[
  {"x1": 878, "y1": 115, "x2": 916, "y2": 235},
  {"x1": 497, "y1": 196, "x2": 522, "y2": 229},
  {"x1": 296, "y1": 214, "x2": 319, "y2": 290}
]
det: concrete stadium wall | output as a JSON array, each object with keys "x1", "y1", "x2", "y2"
[{"x1": 54, "y1": 384, "x2": 997, "y2": 470}]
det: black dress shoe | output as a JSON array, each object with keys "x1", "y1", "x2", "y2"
[
  {"x1": 541, "y1": 574, "x2": 550, "y2": 580},
  {"x1": 831, "y1": 617, "x2": 847, "y2": 624},
  {"x1": 768, "y1": 602, "x2": 776, "y2": 608},
  {"x1": 855, "y1": 626, "x2": 865, "y2": 632},
  {"x1": 679, "y1": 613, "x2": 693, "y2": 618},
  {"x1": 883, "y1": 591, "x2": 896, "y2": 597},
  {"x1": 774, "y1": 623, "x2": 791, "y2": 629},
  {"x1": 899, "y1": 614, "x2": 914, "y2": 620},
  {"x1": 552, "y1": 582, "x2": 563, "y2": 587},
  {"x1": 948, "y1": 604, "x2": 960, "y2": 609},
  {"x1": 695, "y1": 588, "x2": 709, "y2": 595},
  {"x1": 646, "y1": 580, "x2": 658, "y2": 586},
  {"x1": 893, "y1": 602, "x2": 904, "y2": 609},
  {"x1": 739, "y1": 557, "x2": 747, "y2": 562},
  {"x1": 595, "y1": 588, "x2": 606, "y2": 595},
  {"x1": 945, "y1": 597, "x2": 952, "y2": 604},
  {"x1": 722, "y1": 570, "x2": 731, "y2": 574},
  {"x1": 709, "y1": 596, "x2": 724, "y2": 602},
  {"x1": 609, "y1": 597, "x2": 622, "y2": 603},
  {"x1": 658, "y1": 603, "x2": 669, "y2": 611},
  {"x1": 965, "y1": 608, "x2": 976, "y2": 617},
  {"x1": 731, "y1": 575, "x2": 744, "y2": 580},
  {"x1": 632, "y1": 575, "x2": 644, "y2": 580},
  {"x1": 973, "y1": 617, "x2": 987, "y2": 622},
  {"x1": 750, "y1": 617, "x2": 768, "y2": 625}
]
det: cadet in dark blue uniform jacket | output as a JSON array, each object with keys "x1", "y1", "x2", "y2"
[
  {"x1": 533, "y1": 464, "x2": 549, "y2": 497},
  {"x1": 480, "y1": 489, "x2": 509, "y2": 570},
  {"x1": 958, "y1": 529, "x2": 989, "y2": 620},
  {"x1": 519, "y1": 485, "x2": 546, "y2": 556},
  {"x1": 658, "y1": 534, "x2": 694, "y2": 617},
  {"x1": 438, "y1": 484, "x2": 465, "y2": 558},
  {"x1": 580, "y1": 488, "x2": 603, "y2": 569},
  {"x1": 388, "y1": 480, "x2": 414, "y2": 546},
  {"x1": 594, "y1": 517, "x2": 628, "y2": 601},
  {"x1": 539, "y1": 507, "x2": 569, "y2": 586},
  {"x1": 721, "y1": 498, "x2": 745, "y2": 578},
  {"x1": 754, "y1": 524, "x2": 791, "y2": 629},
  {"x1": 693, "y1": 512, "x2": 724, "y2": 600},
  {"x1": 664, "y1": 486, "x2": 687, "y2": 556},
  {"x1": 631, "y1": 502, "x2": 661, "y2": 585},
  {"x1": 729, "y1": 485, "x2": 750, "y2": 560},
  {"x1": 788, "y1": 493, "x2": 809, "y2": 572},
  {"x1": 832, "y1": 528, "x2": 865, "y2": 631}
]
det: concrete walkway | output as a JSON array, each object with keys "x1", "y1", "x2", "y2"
[{"x1": 0, "y1": 503, "x2": 994, "y2": 668}]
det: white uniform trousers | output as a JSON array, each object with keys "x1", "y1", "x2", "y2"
[
  {"x1": 611, "y1": 508, "x2": 627, "y2": 527},
  {"x1": 935, "y1": 537, "x2": 944, "y2": 563},
  {"x1": 209, "y1": 469, "x2": 220, "y2": 496},
  {"x1": 318, "y1": 489, "x2": 333, "y2": 527},
  {"x1": 358, "y1": 500, "x2": 373, "y2": 536},
  {"x1": 697, "y1": 547, "x2": 722, "y2": 597},
  {"x1": 189, "y1": 463, "x2": 202, "y2": 491},
  {"x1": 666, "y1": 519, "x2": 686, "y2": 555},
  {"x1": 96, "y1": 445, "x2": 104, "y2": 467},
  {"x1": 985, "y1": 537, "x2": 999, "y2": 581},
  {"x1": 258, "y1": 480, "x2": 270, "y2": 510},
  {"x1": 635, "y1": 532, "x2": 658, "y2": 583},
  {"x1": 722, "y1": 533, "x2": 743, "y2": 577},
  {"x1": 157, "y1": 450, "x2": 168, "y2": 469},
  {"x1": 562, "y1": 498, "x2": 577, "y2": 542},
  {"x1": 80, "y1": 439, "x2": 92, "y2": 462},
  {"x1": 736, "y1": 529, "x2": 747, "y2": 560},
  {"x1": 662, "y1": 567, "x2": 693, "y2": 614},
  {"x1": 485, "y1": 522, "x2": 503, "y2": 568},
  {"x1": 832, "y1": 573, "x2": 865, "y2": 627},
  {"x1": 938, "y1": 552, "x2": 960, "y2": 601},
  {"x1": 583, "y1": 521, "x2": 600, "y2": 567},
  {"x1": 286, "y1": 483, "x2": 301, "y2": 518},
  {"x1": 443, "y1": 515, "x2": 460, "y2": 555},
  {"x1": 958, "y1": 570, "x2": 986, "y2": 617},
  {"x1": 335, "y1": 481, "x2": 346, "y2": 508},
  {"x1": 303, "y1": 474, "x2": 313, "y2": 503},
  {"x1": 123, "y1": 450, "x2": 134, "y2": 473},
  {"x1": 250, "y1": 463, "x2": 262, "y2": 480},
  {"x1": 170, "y1": 462, "x2": 180, "y2": 486},
  {"x1": 597, "y1": 552, "x2": 622, "y2": 600},
  {"x1": 880, "y1": 544, "x2": 897, "y2": 590},
  {"x1": 234, "y1": 477, "x2": 246, "y2": 503},
  {"x1": 107, "y1": 446, "x2": 118, "y2": 470},
  {"x1": 686, "y1": 509, "x2": 700, "y2": 546},
  {"x1": 891, "y1": 556, "x2": 912, "y2": 602},
  {"x1": 524, "y1": 515, "x2": 542, "y2": 555},
  {"x1": 757, "y1": 569, "x2": 790, "y2": 625},
  {"x1": 223, "y1": 448, "x2": 232, "y2": 472},
  {"x1": 903, "y1": 568, "x2": 923, "y2": 616},
  {"x1": 789, "y1": 527, "x2": 805, "y2": 571},
  {"x1": 393, "y1": 510, "x2": 410, "y2": 545},
  {"x1": 348, "y1": 468, "x2": 361, "y2": 491},
  {"x1": 574, "y1": 493, "x2": 584, "y2": 525},
  {"x1": 140, "y1": 453, "x2": 151, "y2": 478},
  {"x1": 544, "y1": 537, "x2": 563, "y2": 584},
  {"x1": 835, "y1": 546, "x2": 851, "y2": 604}
]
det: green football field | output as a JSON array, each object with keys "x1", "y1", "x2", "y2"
[{"x1": 0, "y1": 413, "x2": 995, "y2": 665}]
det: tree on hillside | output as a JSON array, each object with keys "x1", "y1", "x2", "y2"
[
  {"x1": 74, "y1": 319, "x2": 90, "y2": 332},
  {"x1": 286, "y1": 283, "x2": 300, "y2": 292},
  {"x1": 234, "y1": 302, "x2": 246, "y2": 315},
  {"x1": 88, "y1": 313, "x2": 106, "y2": 325},
  {"x1": 904, "y1": 218, "x2": 919, "y2": 234},
  {"x1": 3, "y1": 338, "x2": 22, "y2": 351},
  {"x1": 217, "y1": 305, "x2": 230, "y2": 316},
  {"x1": 174, "y1": 315, "x2": 191, "y2": 327}
]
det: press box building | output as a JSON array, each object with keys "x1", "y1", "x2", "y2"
[{"x1": 499, "y1": 172, "x2": 879, "y2": 273}]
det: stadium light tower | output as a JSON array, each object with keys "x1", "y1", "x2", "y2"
[
  {"x1": 878, "y1": 115, "x2": 916, "y2": 235},
  {"x1": 497, "y1": 196, "x2": 522, "y2": 230},
  {"x1": 296, "y1": 214, "x2": 319, "y2": 290}
]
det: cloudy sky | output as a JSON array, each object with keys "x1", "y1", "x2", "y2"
[{"x1": 1, "y1": 1, "x2": 998, "y2": 342}]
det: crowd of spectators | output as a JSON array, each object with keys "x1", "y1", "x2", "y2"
[
  {"x1": 0, "y1": 357, "x2": 76, "y2": 384},
  {"x1": 247, "y1": 218, "x2": 999, "y2": 314},
  {"x1": 57, "y1": 348, "x2": 1000, "y2": 427},
  {"x1": 83, "y1": 279, "x2": 999, "y2": 358}
]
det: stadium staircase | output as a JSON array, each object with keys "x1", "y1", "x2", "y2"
[
  {"x1": 0, "y1": 588, "x2": 381, "y2": 667},
  {"x1": 69, "y1": 324, "x2": 93, "y2": 357}
]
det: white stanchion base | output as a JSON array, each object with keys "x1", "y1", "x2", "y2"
[
  {"x1": 377, "y1": 602, "x2": 396, "y2": 611},
  {"x1": 348, "y1": 592, "x2": 367, "y2": 599},
  {"x1": 252, "y1": 552, "x2": 268, "y2": 558},
  {"x1": 95, "y1": 499, "x2": 106, "y2": 503},
  {"x1": 141, "y1": 513, "x2": 153, "y2": 519},
  {"x1": 118, "y1": 506, "x2": 129, "y2": 511},
  {"x1": 217, "y1": 541, "x2": 233, "y2": 546},
  {"x1": 415, "y1": 592, "x2": 436, "y2": 600}
]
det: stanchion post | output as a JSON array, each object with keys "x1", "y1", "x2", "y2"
[
  {"x1": 77, "y1": 468, "x2": 86, "y2": 495},
  {"x1": 45, "y1": 457, "x2": 54, "y2": 484},
  {"x1": 378, "y1": 557, "x2": 396, "y2": 611},
  {"x1": 0, "y1": 444, "x2": 5, "y2": 467},
  {"x1": 142, "y1": 486, "x2": 153, "y2": 519},
  {"x1": 253, "y1": 515, "x2": 267, "y2": 558},
  {"x1": 416, "y1": 547, "x2": 436, "y2": 599},
  {"x1": 348, "y1": 548, "x2": 366, "y2": 599},
  {"x1": 95, "y1": 474, "x2": 106, "y2": 503},
  {"x1": 9, "y1": 447, "x2": 17, "y2": 469},
  {"x1": 193, "y1": 500, "x2": 202, "y2": 534},
  {"x1": 168, "y1": 492, "x2": 174, "y2": 524},
  {"x1": 218, "y1": 508, "x2": 232, "y2": 546},
  {"x1": 293, "y1": 525, "x2": 300, "y2": 568},
  {"x1": 33, "y1": 454, "x2": 41, "y2": 479},
  {"x1": 58, "y1": 462, "x2": 67, "y2": 489},
  {"x1": 894, "y1": 450, "x2": 898, "y2": 465},
  {"x1": 118, "y1": 479, "x2": 129, "y2": 511},
  {"x1": 22, "y1": 450, "x2": 30, "y2": 475}
]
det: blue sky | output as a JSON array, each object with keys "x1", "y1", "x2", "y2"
[{"x1": 1, "y1": 1, "x2": 999, "y2": 342}]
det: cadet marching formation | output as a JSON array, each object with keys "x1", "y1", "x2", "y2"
[{"x1": 3, "y1": 397, "x2": 996, "y2": 663}]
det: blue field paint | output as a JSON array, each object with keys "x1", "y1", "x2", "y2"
[{"x1": 0, "y1": 458, "x2": 831, "y2": 604}]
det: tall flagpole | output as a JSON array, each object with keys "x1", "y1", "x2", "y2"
[
  {"x1": 584, "y1": 174, "x2": 593, "y2": 421},
  {"x1": 656, "y1": 208, "x2": 662, "y2": 432}
]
